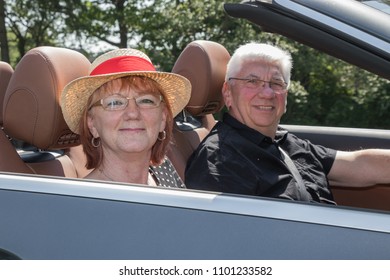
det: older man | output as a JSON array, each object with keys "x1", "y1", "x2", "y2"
[{"x1": 185, "y1": 43, "x2": 390, "y2": 203}]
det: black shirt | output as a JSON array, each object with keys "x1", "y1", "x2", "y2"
[{"x1": 185, "y1": 113, "x2": 336, "y2": 203}]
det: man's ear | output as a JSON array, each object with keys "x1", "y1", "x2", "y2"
[
  {"x1": 284, "y1": 90, "x2": 288, "y2": 113},
  {"x1": 222, "y1": 82, "x2": 232, "y2": 109}
]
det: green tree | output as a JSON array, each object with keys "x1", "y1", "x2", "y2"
[
  {"x1": 58, "y1": 0, "x2": 145, "y2": 57},
  {"x1": 136, "y1": 0, "x2": 293, "y2": 72},
  {"x1": 2, "y1": 0, "x2": 144, "y2": 62},
  {"x1": 4, "y1": 0, "x2": 64, "y2": 63},
  {"x1": 1, "y1": 0, "x2": 389, "y2": 129},
  {"x1": 283, "y1": 44, "x2": 390, "y2": 129},
  {"x1": 0, "y1": 0, "x2": 9, "y2": 62}
]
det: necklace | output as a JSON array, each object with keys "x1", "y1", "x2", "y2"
[{"x1": 99, "y1": 167, "x2": 153, "y2": 185}]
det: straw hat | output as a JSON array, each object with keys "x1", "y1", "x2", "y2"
[{"x1": 61, "y1": 48, "x2": 191, "y2": 134}]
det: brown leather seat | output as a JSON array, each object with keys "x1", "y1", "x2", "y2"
[
  {"x1": 0, "y1": 62, "x2": 30, "y2": 173},
  {"x1": 168, "y1": 40, "x2": 230, "y2": 180},
  {"x1": 0, "y1": 61, "x2": 13, "y2": 128},
  {"x1": 2, "y1": 46, "x2": 92, "y2": 177}
]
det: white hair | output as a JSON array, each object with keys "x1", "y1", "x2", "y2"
[{"x1": 226, "y1": 43, "x2": 293, "y2": 88}]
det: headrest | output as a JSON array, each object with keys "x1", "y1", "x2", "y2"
[
  {"x1": 0, "y1": 62, "x2": 14, "y2": 126},
  {"x1": 172, "y1": 40, "x2": 230, "y2": 116},
  {"x1": 3, "y1": 46, "x2": 91, "y2": 150}
]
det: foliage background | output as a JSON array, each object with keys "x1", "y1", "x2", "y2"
[{"x1": 0, "y1": 0, "x2": 389, "y2": 128}]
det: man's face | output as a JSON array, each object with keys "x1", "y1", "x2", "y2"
[{"x1": 223, "y1": 61, "x2": 288, "y2": 138}]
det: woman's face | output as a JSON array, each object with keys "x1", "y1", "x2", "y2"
[{"x1": 87, "y1": 78, "x2": 167, "y2": 158}]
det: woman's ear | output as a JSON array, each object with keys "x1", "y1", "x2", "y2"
[
  {"x1": 87, "y1": 113, "x2": 99, "y2": 138},
  {"x1": 159, "y1": 106, "x2": 168, "y2": 132}
]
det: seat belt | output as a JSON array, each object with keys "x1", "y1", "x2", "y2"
[{"x1": 278, "y1": 147, "x2": 311, "y2": 201}]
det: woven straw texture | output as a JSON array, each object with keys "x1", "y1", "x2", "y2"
[{"x1": 61, "y1": 49, "x2": 191, "y2": 134}]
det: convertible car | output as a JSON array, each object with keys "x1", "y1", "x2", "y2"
[{"x1": 0, "y1": 0, "x2": 389, "y2": 260}]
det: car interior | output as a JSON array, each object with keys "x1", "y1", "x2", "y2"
[
  {"x1": 0, "y1": 62, "x2": 13, "y2": 127},
  {"x1": 1, "y1": 46, "x2": 91, "y2": 177},
  {"x1": 0, "y1": 40, "x2": 230, "y2": 181},
  {"x1": 0, "y1": 39, "x2": 389, "y2": 212},
  {"x1": 168, "y1": 40, "x2": 230, "y2": 179}
]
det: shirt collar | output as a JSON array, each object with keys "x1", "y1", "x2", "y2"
[{"x1": 223, "y1": 112, "x2": 288, "y2": 145}]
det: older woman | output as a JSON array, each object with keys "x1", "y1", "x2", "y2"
[{"x1": 61, "y1": 48, "x2": 191, "y2": 187}]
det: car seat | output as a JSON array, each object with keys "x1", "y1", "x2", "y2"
[
  {"x1": 0, "y1": 61, "x2": 32, "y2": 173},
  {"x1": 168, "y1": 40, "x2": 230, "y2": 180},
  {"x1": 1, "y1": 46, "x2": 91, "y2": 177},
  {"x1": 0, "y1": 61, "x2": 13, "y2": 128}
]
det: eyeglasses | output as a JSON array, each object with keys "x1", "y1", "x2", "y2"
[
  {"x1": 228, "y1": 77, "x2": 287, "y2": 91},
  {"x1": 90, "y1": 94, "x2": 163, "y2": 111}
]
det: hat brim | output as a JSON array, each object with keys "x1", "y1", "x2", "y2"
[{"x1": 61, "y1": 71, "x2": 191, "y2": 134}]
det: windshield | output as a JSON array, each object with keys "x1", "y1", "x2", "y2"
[{"x1": 359, "y1": 0, "x2": 390, "y2": 14}]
